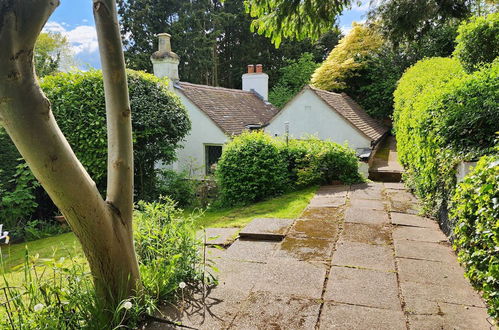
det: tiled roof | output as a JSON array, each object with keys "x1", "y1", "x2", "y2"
[
  {"x1": 308, "y1": 85, "x2": 388, "y2": 142},
  {"x1": 176, "y1": 82, "x2": 279, "y2": 135}
]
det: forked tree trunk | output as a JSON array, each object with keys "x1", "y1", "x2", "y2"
[{"x1": 0, "y1": 0, "x2": 140, "y2": 310}]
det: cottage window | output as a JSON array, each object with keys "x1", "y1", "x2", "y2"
[{"x1": 205, "y1": 145, "x2": 223, "y2": 174}]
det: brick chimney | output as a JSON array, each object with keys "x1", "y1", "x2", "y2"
[
  {"x1": 151, "y1": 33, "x2": 180, "y2": 87},
  {"x1": 242, "y1": 63, "x2": 269, "y2": 101}
]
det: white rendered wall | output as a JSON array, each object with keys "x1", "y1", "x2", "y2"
[
  {"x1": 265, "y1": 89, "x2": 371, "y2": 152},
  {"x1": 170, "y1": 92, "x2": 228, "y2": 177},
  {"x1": 242, "y1": 73, "x2": 269, "y2": 101}
]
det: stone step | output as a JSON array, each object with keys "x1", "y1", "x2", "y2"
[{"x1": 239, "y1": 218, "x2": 294, "y2": 241}]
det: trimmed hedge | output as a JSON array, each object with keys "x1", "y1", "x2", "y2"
[
  {"x1": 215, "y1": 131, "x2": 289, "y2": 206},
  {"x1": 454, "y1": 13, "x2": 499, "y2": 73},
  {"x1": 451, "y1": 153, "x2": 499, "y2": 318},
  {"x1": 285, "y1": 138, "x2": 362, "y2": 187},
  {"x1": 215, "y1": 131, "x2": 363, "y2": 206}
]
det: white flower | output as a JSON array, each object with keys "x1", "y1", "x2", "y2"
[
  {"x1": 34, "y1": 303, "x2": 44, "y2": 312},
  {"x1": 123, "y1": 301, "x2": 133, "y2": 310},
  {"x1": 179, "y1": 282, "x2": 186, "y2": 289}
]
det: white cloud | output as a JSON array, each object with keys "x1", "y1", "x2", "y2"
[
  {"x1": 44, "y1": 22, "x2": 98, "y2": 55},
  {"x1": 351, "y1": 0, "x2": 377, "y2": 12},
  {"x1": 82, "y1": 19, "x2": 89, "y2": 23}
]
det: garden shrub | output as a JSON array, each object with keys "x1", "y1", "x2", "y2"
[
  {"x1": 453, "y1": 13, "x2": 499, "y2": 73},
  {"x1": 285, "y1": 138, "x2": 362, "y2": 187},
  {"x1": 215, "y1": 131, "x2": 289, "y2": 206},
  {"x1": 451, "y1": 153, "x2": 499, "y2": 318},
  {"x1": 134, "y1": 197, "x2": 203, "y2": 299},
  {"x1": 155, "y1": 169, "x2": 197, "y2": 208},
  {"x1": 40, "y1": 69, "x2": 190, "y2": 200},
  {"x1": 394, "y1": 57, "x2": 499, "y2": 215}
]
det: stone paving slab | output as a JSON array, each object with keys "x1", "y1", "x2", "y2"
[
  {"x1": 383, "y1": 182, "x2": 407, "y2": 190},
  {"x1": 393, "y1": 226, "x2": 447, "y2": 243},
  {"x1": 288, "y1": 218, "x2": 338, "y2": 239},
  {"x1": 324, "y1": 266, "x2": 401, "y2": 310},
  {"x1": 349, "y1": 198, "x2": 386, "y2": 210},
  {"x1": 275, "y1": 236, "x2": 335, "y2": 261},
  {"x1": 345, "y1": 207, "x2": 389, "y2": 225},
  {"x1": 390, "y1": 212, "x2": 439, "y2": 229},
  {"x1": 389, "y1": 199, "x2": 420, "y2": 214},
  {"x1": 400, "y1": 280, "x2": 485, "y2": 309},
  {"x1": 398, "y1": 258, "x2": 470, "y2": 287},
  {"x1": 350, "y1": 188, "x2": 384, "y2": 200},
  {"x1": 239, "y1": 218, "x2": 294, "y2": 240},
  {"x1": 319, "y1": 303, "x2": 406, "y2": 330},
  {"x1": 315, "y1": 185, "x2": 349, "y2": 198},
  {"x1": 224, "y1": 239, "x2": 277, "y2": 263},
  {"x1": 199, "y1": 227, "x2": 240, "y2": 246},
  {"x1": 332, "y1": 241, "x2": 395, "y2": 271},
  {"x1": 230, "y1": 291, "x2": 321, "y2": 330},
  {"x1": 254, "y1": 258, "x2": 327, "y2": 299},
  {"x1": 308, "y1": 196, "x2": 346, "y2": 208},
  {"x1": 351, "y1": 182, "x2": 384, "y2": 191},
  {"x1": 217, "y1": 259, "x2": 267, "y2": 292},
  {"x1": 394, "y1": 240, "x2": 457, "y2": 263},
  {"x1": 340, "y1": 223, "x2": 392, "y2": 245},
  {"x1": 300, "y1": 207, "x2": 343, "y2": 221},
  {"x1": 439, "y1": 302, "x2": 492, "y2": 330}
]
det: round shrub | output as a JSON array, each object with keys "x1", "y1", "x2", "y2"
[
  {"x1": 285, "y1": 138, "x2": 362, "y2": 186},
  {"x1": 454, "y1": 13, "x2": 499, "y2": 72},
  {"x1": 40, "y1": 70, "x2": 191, "y2": 200},
  {"x1": 215, "y1": 131, "x2": 288, "y2": 206},
  {"x1": 451, "y1": 153, "x2": 499, "y2": 318}
]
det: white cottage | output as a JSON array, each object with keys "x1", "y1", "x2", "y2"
[
  {"x1": 151, "y1": 34, "x2": 278, "y2": 176},
  {"x1": 150, "y1": 33, "x2": 387, "y2": 177},
  {"x1": 265, "y1": 85, "x2": 388, "y2": 156}
]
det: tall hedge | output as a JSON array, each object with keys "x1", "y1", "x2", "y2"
[
  {"x1": 393, "y1": 58, "x2": 498, "y2": 215},
  {"x1": 40, "y1": 70, "x2": 191, "y2": 200},
  {"x1": 451, "y1": 153, "x2": 499, "y2": 318},
  {"x1": 454, "y1": 13, "x2": 499, "y2": 73}
]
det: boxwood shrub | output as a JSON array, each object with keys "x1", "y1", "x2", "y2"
[{"x1": 451, "y1": 153, "x2": 499, "y2": 318}]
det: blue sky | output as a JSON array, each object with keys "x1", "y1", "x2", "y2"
[{"x1": 45, "y1": 1, "x2": 369, "y2": 70}]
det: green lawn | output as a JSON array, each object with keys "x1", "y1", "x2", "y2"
[
  {"x1": 189, "y1": 186, "x2": 318, "y2": 228},
  {"x1": 0, "y1": 186, "x2": 317, "y2": 277}
]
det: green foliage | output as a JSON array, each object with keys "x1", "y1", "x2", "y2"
[
  {"x1": 0, "y1": 251, "x2": 146, "y2": 329},
  {"x1": 40, "y1": 70, "x2": 190, "y2": 200},
  {"x1": 451, "y1": 153, "x2": 499, "y2": 318},
  {"x1": 245, "y1": 0, "x2": 350, "y2": 46},
  {"x1": 393, "y1": 57, "x2": 498, "y2": 215},
  {"x1": 134, "y1": 197, "x2": 204, "y2": 299},
  {"x1": 269, "y1": 53, "x2": 319, "y2": 108},
  {"x1": 216, "y1": 131, "x2": 289, "y2": 206},
  {"x1": 155, "y1": 169, "x2": 197, "y2": 208},
  {"x1": 117, "y1": 0, "x2": 341, "y2": 88},
  {"x1": 454, "y1": 13, "x2": 499, "y2": 72},
  {"x1": 215, "y1": 131, "x2": 363, "y2": 206},
  {"x1": 0, "y1": 163, "x2": 39, "y2": 231},
  {"x1": 34, "y1": 32, "x2": 74, "y2": 77},
  {"x1": 285, "y1": 138, "x2": 362, "y2": 187},
  {"x1": 19, "y1": 220, "x2": 70, "y2": 242},
  {"x1": 311, "y1": 23, "x2": 384, "y2": 91}
]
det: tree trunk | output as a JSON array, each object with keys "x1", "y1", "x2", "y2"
[{"x1": 0, "y1": 0, "x2": 140, "y2": 310}]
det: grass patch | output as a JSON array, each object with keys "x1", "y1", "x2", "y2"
[{"x1": 189, "y1": 186, "x2": 318, "y2": 229}]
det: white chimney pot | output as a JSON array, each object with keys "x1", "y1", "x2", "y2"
[{"x1": 242, "y1": 64, "x2": 269, "y2": 101}]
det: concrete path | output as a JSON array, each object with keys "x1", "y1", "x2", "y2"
[
  {"x1": 148, "y1": 183, "x2": 495, "y2": 329},
  {"x1": 369, "y1": 136, "x2": 404, "y2": 182}
]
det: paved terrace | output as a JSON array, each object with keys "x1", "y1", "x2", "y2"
[{"x1": 148, "y1": 183, "x2": 494, "y2": 330}]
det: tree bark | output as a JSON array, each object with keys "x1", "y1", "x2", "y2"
[{"x1": 0, "y1": 0, "x2": 140, "y2": 310}]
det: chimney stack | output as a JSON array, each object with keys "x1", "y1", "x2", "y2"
[
  {"x1": 242, "y1": 64, "x2": 269, "y2": 101},
  {"x1": 151, "y1": 33, "x2": 180, "y2": 88}
]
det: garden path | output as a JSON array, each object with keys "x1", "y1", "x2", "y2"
[{"x1": 148, "y1": 182, "x2": 494, "y2": 329}]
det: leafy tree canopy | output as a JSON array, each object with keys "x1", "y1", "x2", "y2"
[
  {"x1": 244, "y1": 0, "x2": 354, "y2": 46},
  {"x1": 311, "y1": 23, "x2": 384, "y2": 91},
  {"x1": 34, "y1": 32, "x2": 74, "y2": 77},
  {"x1": 269, "y1": 52, "x2": 319, "y2": 108}
]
